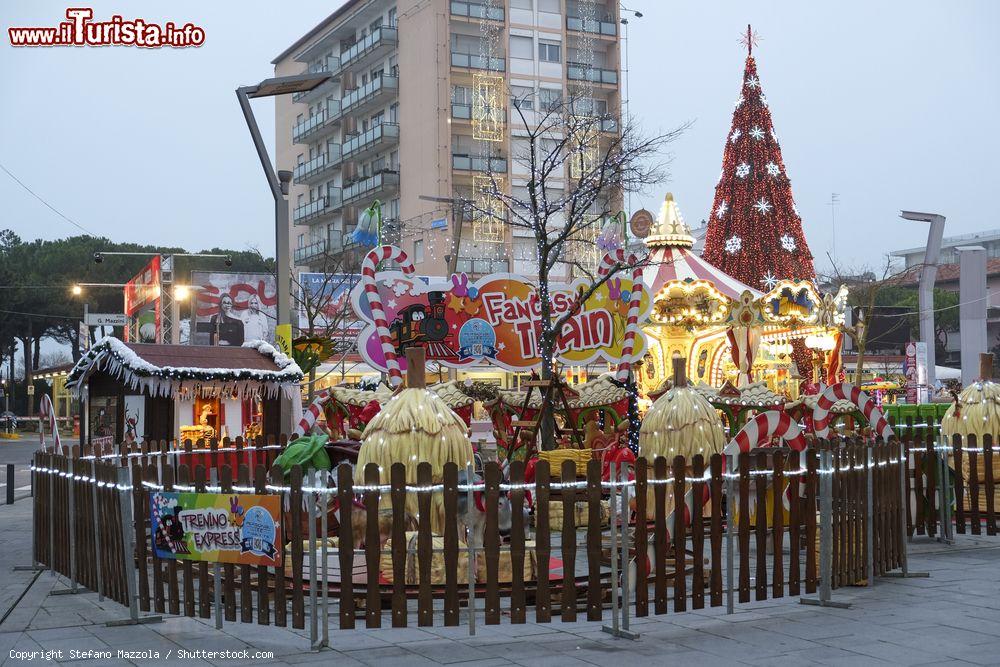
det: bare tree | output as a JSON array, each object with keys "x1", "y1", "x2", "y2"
[
  {"x1": 462, "y1": 90, "x2": 686, "y2": 449},
  {"x1": 820, "y1": 253, "x2": 917, "y2": 384}
]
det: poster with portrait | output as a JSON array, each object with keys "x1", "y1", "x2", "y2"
[
  {"x1": 89, "y1": 395, "x2": 118, "y2": 448},
  {"x1": 191, "y1": 272, "x2": 276, "y2": 347}
]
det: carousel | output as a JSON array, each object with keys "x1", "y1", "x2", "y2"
[{"x1": 638, "y1": 194, "x2": 848, "y2": 414}]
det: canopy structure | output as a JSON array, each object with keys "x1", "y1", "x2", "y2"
[{"x1": 637, "y1": 194, "x2": 847, "y2": 403}]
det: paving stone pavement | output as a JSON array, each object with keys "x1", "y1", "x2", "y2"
[{"x1": 2, "y1": 497, "x2": 999, "y2": 665}]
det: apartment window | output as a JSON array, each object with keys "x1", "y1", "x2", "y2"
[
  {"x1": 296, "y1": 113, "x2": 303, "y2": 124},
  {"x1": 413, "y1": 239, "x2": 425, "y2": 264},
  {"x1": 370, "y1": 17, "x2": 383, "y2": 32},
  {"x1": 389, "y1": 102, "x2": 399, "y2": 123},
  {"x1": 388, "y1": 8, "x2": 397, "y2": 26},
  {"x1": 539, "y1": 88, "x2": 562, "y2": 111},
  {"x1": 389, "y1": 56, "x2": 399, "y2": 77},
  {"x1": 511, "y1": 0, "x2": 532, "y2": 8},
  {"x1": 513, "y1": 238, "x2": 535, "y2": 261},
  {"x1": 511, "y1": 85, "x2": 534, "y2": 110},
  {"x1": 390, "y1": 150, "x2": 399, "y2": 169},
  {"x1": 509, "y1": 35, "x2": 533, "y2": 60},
  {"x1": 452, "y1": 85, "x2": 472, "y2": 105},
  {"x1": 297, "y1": 194, "x2": 305, "y2": 206},
  {"x1": 371, "y1": 111, "x2": 384, "y2": 127},
  {"x1": 371, "y1": 67, "x2": 384, "y2": 80},
  {"x1": 538, "y1": 0, "x2": 560, "y2": 12},
  {"x1": 297, "y1": 233, "x2": 305, "y2": 247},
  {"x1": 297, "y1": 153, "x2": 305, "y2": 166},
  {"x1": 538, "y1": 41, "x2": 561, "y2": 63}
]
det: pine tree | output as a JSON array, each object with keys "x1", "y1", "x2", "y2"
[{"x1": 702, "y1": 27, "x2": 815, "y2": 289}]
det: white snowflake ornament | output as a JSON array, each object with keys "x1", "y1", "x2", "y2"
[
  {"x1": 715, "y1": 200, "x2": 728, "y2": 219},
  {"x1": 759, "y1": 93, "x2": 768, "y2": 107},
  {"x1": 766, "y1": 162, "x2": 780, "y2": 176},
  {"x1": 725, "y1": 236, "x2": 743, "y2": 254},
  {"x1": 730, "y1": 128, "x2": 742, "y2": 143},
  {"x1": 753, "y1": 198, "x2": 773, "y2": 214},
  {"x1": 746, "y1": 76, "x2": 760, "y2": 89},
  {"x1": 749, "y1": 125, "x2": 765, "y2": 141},
  {"x1": 734, "y1": 95, "x2": 745, "y2": 108},
  {"x1": 760, "y1": 272, "x2": 778, "y2": 290},
  {"x1": 735, "y1": 162, "x2": 751, "y2": 179},
  {"x1": 780, "y1": 234, "x2": 796, "y2": 251}
]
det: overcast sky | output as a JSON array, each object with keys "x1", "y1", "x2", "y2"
[{"x1": 1, "y1": 1, "x2": 998, "y2": 275}]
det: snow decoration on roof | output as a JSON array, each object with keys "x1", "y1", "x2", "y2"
[{"x1": 66, "y1": 337, "x2": 304, "y2": 401}]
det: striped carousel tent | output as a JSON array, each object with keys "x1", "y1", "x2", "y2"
[{"x1": 642, "y1": 193, "x2": 763, "y2": 301}]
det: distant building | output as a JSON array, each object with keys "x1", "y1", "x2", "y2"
[{"x1": 891, "y1": 228, "x2": 1000, "y2": 268}]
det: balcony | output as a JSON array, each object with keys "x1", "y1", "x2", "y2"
[
  {"x1": 566, "y1": 15, "x2": 617, "y2": 36},
  {"x1": 341, "y1": 75, "x2": 398, "y2": 117},
  {"x1": 294, "y1": 239, "x2": 329, "y2": 264},
  {"x1": 456, "y1": 256, "x2": 509, "y2": 276},
  {"x1": 452, "y1": 155, "x2": 507, "y2": 173},
  {"x1": 451, "y1": 52, "x2": 506, "y2": 72},
  {"x1": 451, "y1": 102, "x2": 471, "y2": 120},
  {"x1": 292, "y1": 102, "x2": 342, "y2": 144},
  {"x1": 450, "y1": 0, "x2": 504, "y2": 21},
  {"x1": 293, "y1": 146, "x2": 344, "y2": 186},
  {"x1": 567, "y1": 62, "x2": 618, "y2": 85},
  {"x1": 342, "y1": 122, "x2": 400, "y2": 162},
  {"x1": 292, "y1": 56, "x2": 341, "y2": 104},
  {"x1": 292, "y1": 191, "x2": 342, "y2": 225},
  {"x1": 343, "y1": 171, "x2": 400, "y2": 205},
  {"x1": 339, "y1": 26, "x2": 398, "y2": 73}
]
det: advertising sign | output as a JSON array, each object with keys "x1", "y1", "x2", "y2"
[
  {"x1": 124, "y1": 256, "x2": 161, "y2": 343},
  {"x1": 191, "y1": 272, "x2": 276, "y2": 347},
  {"x1": 149, "y1": 491, "x2": 282, "y2": 566},
  {"x1": 297, "y1": 272, "x2": 361, "y2": 333},
  {"x1": 350, "y1": 271, "x2": 650, "y2": 372}
]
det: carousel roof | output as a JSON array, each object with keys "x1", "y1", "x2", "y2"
[{"x1": 643, "y1": 194, "x2": 763, "y2": 301}]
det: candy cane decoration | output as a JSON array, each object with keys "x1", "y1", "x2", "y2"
[
  {"x1": 812, "y1": 382, "x2": 894, "y2": 441},
  {"x1": 292, "y1": 387, "x2": 333, "y2": 438},
  {"x1": 597, "y1": 250, "x2": 643, "y2": 382},
  {"x1": 361, "y1": 245, "x2": 414, "y2": 387},
  {"x1": 39, "y1": 394, "x2": 61, "y2": 450},
  {"x1": 723, "y1": 410, "x2": 806, "y2": 456}
]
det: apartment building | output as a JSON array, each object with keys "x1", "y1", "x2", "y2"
[{"x1": 273, "y1": 0, "x2": 622, "y2": 279}]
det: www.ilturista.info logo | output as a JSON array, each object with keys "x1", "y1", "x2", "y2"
[{"x1": 8, "y1": 8, "x2": 205, "y2": 48}]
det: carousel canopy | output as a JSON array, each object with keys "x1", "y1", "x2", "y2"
[
  {"x1": 67, "y1": 337, "x2": 303, "y2": 400},
  {"x1": 643, "y1": 193, "x2": 763, "y2": 302}
]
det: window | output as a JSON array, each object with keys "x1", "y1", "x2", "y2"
[
  {"x1": 389, "y1": 102, "x2": 399, "y2": 123},
  {"x1": 511, "y1": 0, "x2": 532, "y2": 8},
  {"x1": 538, "y1": 0, "x2": 560, "y2": 12},
  {"x1": 509, "y1": 35, "x2": 533, "y2": 60},
  {"x1": 539, "y1": 88, "x2": 562, "y2": 111},
  {"x1": 413, "y1": 239, "x2": 425, "y2": 264},
  {"x1": 538, "y1": 41, "x2": 561, "y2": 63},
  {"x1": 388, "y1": 8, "x2": 397, "y2": 26},
  {"x1": 371, "y1": 111, "x2": 384, "y2": 127},
  {"x1": 511, "y1": 85, "x2": 534, "y2": 110},
  {"x1": 298, "y1": 233, "x2": 305, "y2": 247},
  {"x1": 452, "y1": 85, "x2": 472, "y2": 105},
  {"x1": 370, "y1": 18, "x2": 382, "y2": 32},
  {"x1": 297, "y1": 153, "x2": 304, "y2": 165}
]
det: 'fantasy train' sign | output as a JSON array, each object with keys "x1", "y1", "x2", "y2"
[{"x1": 350, "y1": 271, "x2": 651, "y2": 372}]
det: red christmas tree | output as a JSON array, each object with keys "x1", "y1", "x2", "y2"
[{"x1": 702, "y1": 27, "x2": 815, "y2": 288}]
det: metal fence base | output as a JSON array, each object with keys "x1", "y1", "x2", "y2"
[
  {"x1": 602, "y1": 626, "x2": 641, "y2": 640},
  {"x1": 105, "y1": 615, "x2": 163, "y2": 627},
  {"x1": 799, "y1": 597, "x2": 851, "y2": 609},
  {"x1": 883, "y1": 571, "x2": 930, "y2": 578}
]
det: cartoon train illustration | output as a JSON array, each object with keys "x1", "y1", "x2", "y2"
[{"x1": 390, "y1": 291, "x2": 454, "y2": 356}]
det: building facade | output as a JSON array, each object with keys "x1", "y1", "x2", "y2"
[{"x1": 273, "y1": 0, "x2": 622, "y2": 280}]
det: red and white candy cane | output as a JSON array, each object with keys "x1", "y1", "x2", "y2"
[
  {"x1": 723, "y1": 410, "x2": 806, "y2": 457},
  {"x1": 597, "y1": 250, "x2": 643, "y2": 382},
  {"x1": 361, "y1": 245, "x2": 414, "y2": 387},
  {"x1": 39, "y1": 393, "x2": 61, "y2": 450},
  {"x1": 292, "y1": 387, "x2": 333, "y2": 438},
  {"x1": 813, "y1": 382, "x2": 894, "y2": 441}
]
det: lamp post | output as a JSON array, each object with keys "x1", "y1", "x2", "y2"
[
  {"x1": 899, "y1": 210, "x2": 946, "y2": 393},
  {"x1": 235, "y1": 74, "x2": 332, "y2": 355},
  {"x1": 619, "y1": 6, "x2": 641, "y2": 212}
]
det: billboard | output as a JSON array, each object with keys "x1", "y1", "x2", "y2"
[
  {"x1": 297, "y1": 272, "x2": 361, "y2": 333},
  {"x1": 350, "y1": 270, "x2": 650, "y2": 372},
  {"x1": 124, "y1": 256, "x2": 162, "y2": 343},
  {"x1": 191, "y1": 272, "x2": 276, "y2": 347}
]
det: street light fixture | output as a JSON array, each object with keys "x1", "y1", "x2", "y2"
[
  {"x1": 71, "y1": 285, "x2": 83, "y2": 296},
  {"x1": 620, "y1": 5, "x2": 642, "y2": 212},
  {"x1": 236, "y1": 73, "x2": 332, "y2": 357},
  {"x1": 899, "y1": 210, "x2": 946, "y2": 394}
]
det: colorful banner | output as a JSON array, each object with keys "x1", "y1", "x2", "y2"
[
  {"x1": 298, "y1": 272, "x2": 361, "y2": 333},
  {"x1": 191, "y1": 271, "x2": 276, "y2": 347},
  {"x1": 150, "y1": 492, "x2": 282, "y2": 566},
  {"x1": 350, "y1": 271, "x2": 650, "y2": 372},
  {"x1": 124, "y1": 256, "x2": 161, "y2": 343}
]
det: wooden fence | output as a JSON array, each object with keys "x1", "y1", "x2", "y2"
[{"x1": 32, "y1": 437, "x2": 915, "y2": 636}]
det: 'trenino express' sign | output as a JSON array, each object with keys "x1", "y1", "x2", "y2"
[{"x1": 350, "y1": 271, "x2": 650, "y2": 372}]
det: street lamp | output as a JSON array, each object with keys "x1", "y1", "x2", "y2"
[
  {"x1": 900, "y1": 210, "x2": 946, "y2": 393},
  {"x1": 235, "y1": 73, "x2": 332, "y2": 358},
  {"x1": 620, "y1": 5, "x2": 642, "y2": 212}
]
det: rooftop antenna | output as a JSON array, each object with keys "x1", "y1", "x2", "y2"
[{"x1": 827, "y1": 193, "x2": 840, "y2": 264}]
